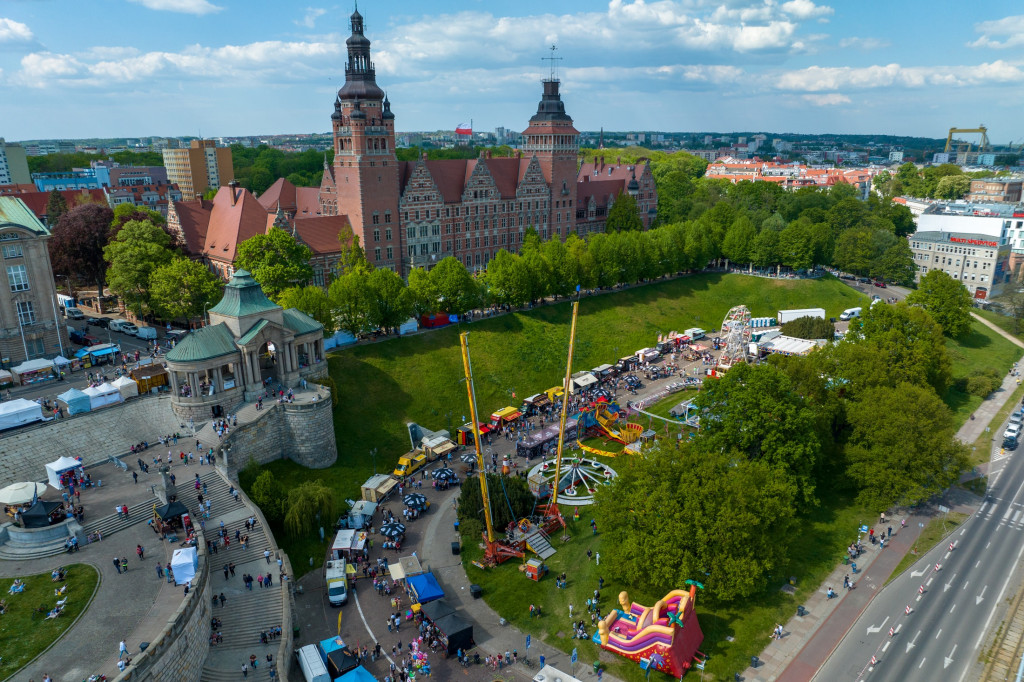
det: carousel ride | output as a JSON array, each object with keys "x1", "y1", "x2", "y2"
[{"x1": 527, "y1": 455, "x2": 617, "y2": 506}]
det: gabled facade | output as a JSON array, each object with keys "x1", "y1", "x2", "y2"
[{"x1": 317, "y1": 9, "x2": 656, "y2": 276}]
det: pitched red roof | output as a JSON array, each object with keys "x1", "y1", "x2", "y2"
[
  {"x1": 292, "y1": 215, "x2": 351, "y2": 255},
  {"x1": 399, "y1": 156, "x2": 533, "y2": 203},
  {"x1": 0, "y1": 184, "x2": 37, "y2": 195},
  {"x1": 258, "y1": 177, "x2": 297, "y2": 213},
  {"x1": 295, "y1": 187, "x2": 321, "y2": 216},
  {"x1": 577, "y1": 161, "x2": 639, "y2": 183},
  {"x1": 169, "y1": 198, "x2": 213, "y2": 256},
  {"x1": 577, "y1": 178, "x2": 625, "y2": 207},
  {"x1": 203, "y1": 185, "x2": 270, "y2": 263},
  {"x1": 6, "y1": 189, "x2": 108, "y2": 222}
]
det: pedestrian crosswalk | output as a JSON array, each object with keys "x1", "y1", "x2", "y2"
[{"x1": 977, "y1": 499, "x2": 1024, "y2": 530}]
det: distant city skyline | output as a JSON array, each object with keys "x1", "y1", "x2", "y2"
[{"x1": 1, "y1": 1, "x2": 1023, "y2": 142}]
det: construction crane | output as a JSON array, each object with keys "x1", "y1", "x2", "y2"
[
  {"x1": 944, "y1": 125, "x2": 989, "y2": 154},
  {"x1": 459, "y1": 331, "x2": 524, "y2": 565}
]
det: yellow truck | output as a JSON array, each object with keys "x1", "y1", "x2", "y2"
[{"x1": 392, "y1": 452, "x2": 428, "y2": 478}]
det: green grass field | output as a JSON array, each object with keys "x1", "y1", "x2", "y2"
[
  {"x1": 0, "y1": 564, "x2": 99, "y2": 675},
  {"x1": 975, "y1": 308, "x2": 1024, "y2": 341},
  {"x1": 943, "y1": 318, "x2": 1024, "y2": 426}
]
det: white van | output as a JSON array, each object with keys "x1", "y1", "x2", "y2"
[
  {"x1": 839, "y1": 307, "x2": 862, "y2": 321},
  {"x1": 135, "y1": 327, "x2": 157, "y2": 340},
  {"x1": 325, "y1": 559, "x2": 348, "y2": 606},
  {"x1": 296, "y1": 644, "x2": 329, "y2": 682},
  {"x1": 684, "y1": 327, "x2": 706, "y2": 341}
]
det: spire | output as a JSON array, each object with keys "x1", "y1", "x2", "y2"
[
  {"x1": 339, "y1": 5, "x2": 383, "y2": 100},
  {"x1": 382, "y1": 92, "x2": 395, "y2": 120}
]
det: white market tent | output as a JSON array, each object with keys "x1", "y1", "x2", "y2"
[
  {"x1": 171, "y1": 547, "x2": 198, "y2": 585},
  {"x1": 45, "y1": 456, "x2": 82, "y2": 489},
  {"x1": 570, "y1": 372, "x2": 598, "y2": 392},
  {"x1": 0, "y1": 481, "x2": 47, "y2": 505},
  {"x1": 399, "y1": 317, "x2": 419, "y2": 335},
  {"x1": 762, "y1": 335, "x2": 823, "y2": 357},
  {"x1": 83, "y1": 382, "x2": 122, "y2": 409},
  {"x1": 330, "y1": 529, "x2": 368, "y2": 559},
  {"x1": 52, "y1": 355, "x2": 71, "y2": 367},
  {"x1": 111, "y1": 376, "x2": 139, "y2": 399},
  {"x1": 0, "y1": 398, "x2": 45, "y2": 431},
  {"x1": 11, "y1": 358, "x2": 55, "y2": 376},
  {"x1": 57, "y1": 388, "x2": 92, "y2": 415}
]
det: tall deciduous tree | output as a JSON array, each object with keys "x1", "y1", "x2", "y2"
[
  {"x1": 328, "y1": 267, "x2": 370, "y2": 337},
  {"x1": 48, "y1": 203, "x2": 114, "y2": 295},
  {"x1": 605, "y1": 191, "x2": 643, "y2": 232},
  {"x1": 278, "y1": 285, "x2": 336, "y2": 336},
  {"x1": 846, "y1": 382, "x2": 969, "y2": 509},
  {"x1": 103, "y1": 219, "x2": 174, "y2": 316},
  {"x1": 149, "y1": 257, "x2": 224, "y2": 324},
  {"x1": 366, "y1": 267, "x2": 411, "y2": 333},
  {"x1": 594, "y1": 442, "x2": 798, "y2": 603},
  {"x1": 906, "y1": 270, "x2": 974, "y2": 337},
  {"x1": 721, "y1": 215, "x2": 757, "y2": 266},
  {"x1": 406, "y1": 267, "x2": 438, "y2": 317},
  {"x1": 429, "y1": 257, "x2": 478, "y2": 315},
  {"x1": 852, "y1": 302, "x2": 952, "y2": 394},
  {"x1": 284, "y1": 480, "x2": 336, "y2": 537},
  {"x1": 235, "y1": 227, "x2": 314, "y2": 299},
  {"x1": 693, "y1": 362, "x2": 821, "y2": 507}
]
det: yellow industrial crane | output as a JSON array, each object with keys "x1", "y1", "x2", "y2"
[{"x1": 945, "y1": 125, "x2": 989, "y2": 153}]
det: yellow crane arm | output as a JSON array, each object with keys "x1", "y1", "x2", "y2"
[
  {"x1": 459, "y1": 332, "x2": 495, "y2": 543},
  {"x1": 551, "y1": 300, "x2": 580, "y2": 508}
]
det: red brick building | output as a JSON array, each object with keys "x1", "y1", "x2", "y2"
[{"x1": 319, "y1": 9, "x2": 656, "y2": 275}]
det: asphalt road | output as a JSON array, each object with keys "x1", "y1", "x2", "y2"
[{"x1": 814, "y1": 413, "x2": 1024, "y2": 682}]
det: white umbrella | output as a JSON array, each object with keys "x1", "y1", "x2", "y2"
[{"x1": 0, "y1": 481, "x2": 47, "y2": 505}]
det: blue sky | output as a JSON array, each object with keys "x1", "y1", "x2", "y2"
[{"x1": 1, "y1": 0, "x2": 1023, "y2": 142}]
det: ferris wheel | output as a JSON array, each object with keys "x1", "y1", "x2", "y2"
[{"x1": 717, "y1": 304, "x2": 752, "y2": 371}]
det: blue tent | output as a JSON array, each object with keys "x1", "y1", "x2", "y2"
[
  {"x1": 407, "y1": 571, "x2": 444, "y2": 604},
  {"x1": 57, "y1": 388, "x2": 91, "y2": 415},
  {"x1": 337, "y1": 666, "x2": 377, "y2": 682}
]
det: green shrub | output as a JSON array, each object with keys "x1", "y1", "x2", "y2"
[
  {"x1": 966, "y1": 368, "x2": 1002, "y2": 398},
  {"x1": 780, "y1": 315, "x2": 835, "y2": 340}
]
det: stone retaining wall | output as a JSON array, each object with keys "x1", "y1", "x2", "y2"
[
  {"x1": 222, "y1": 394, "x2": 336, "y2": 475},
  {"x1": 0, "y1": 395, "x2": 186, "y2": 488},
  {"x1": 114, "y1": 527, "x2": 210, "y2": 682}
]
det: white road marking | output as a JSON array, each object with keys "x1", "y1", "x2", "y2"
[
  {"x1": 944, "y1": 644, "x2": 957, "y2": 669},
  {"x1": 977, "y1": 585, "x2": 988, "y2": 605},
  {"x1": 950, "y1": 603, "x2": 957, "y2": 614},
  {"x1": 935, "y1": 628, "x2": 942, "y2": 639},
  {"x1": 945, "y1": 573, "x2": 957, "y2": 592},
  {"x1": 927, "y1": 577, "x2": 934, "y2": 586},
  {"x1": 979, "y1": 501, "x2": 989, "y2": 514},
  {"x1": 906, "y1": 630, "x2": 920, "y2": 653},
  {"x1": 919, "y1": 658, "x2": 927, "y2": 669},
  {"x1": 867, "y1": 616, "x2": 889, "y2": 635},
  {"x1": 353, "y1": 590, "x2": 395, "y2": 666},
  {"x1": 974, "y1": 541, "x2": 1024, "y2": 651},
  {"x1": 882, "y1": 641, "x2": 891, "y2": 653},
  {"x1": 894, "y1": 623, "x2": 902, "y2": 634}
]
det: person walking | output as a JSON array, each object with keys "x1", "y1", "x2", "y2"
[
  {"x1": 241, "y1": 663, "x2": 248, "y2": 678},
  {"x1": 156, "y1": 563, "x2": 164, "y2": 579},
  {"x1": 119, "y1": 640, "x2": 129, "y2": 659},
  {"x1": 121, "y1": 557, "x2": 129, "y2": 572},
  {"x1": 264, "y1": 549, "x2": 272, "y2": 564},
  {"x1": 113, "y1": 556, "x2": 122, "y2": 574},
  {"x1": 136, "y1": 544, "x2": 145, "y2": 560}
]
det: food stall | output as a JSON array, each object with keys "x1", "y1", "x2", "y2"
[
  {"x1": 0, "y1": 369, "x2": 12, "y2": 388},
  {"x1": 360, "y1": 474, "x2": 398, "y2": 503},
  {"x1": 388, "y1": 554, "x2": 424, "y2": 582},
  {"x1": 432, "y1": 613, "x2": 474, "y2": 656},
  {"x1": 408, "y1": 572, "x2": 445, "y2": 604},
  {"x1": 521, "y1": 393, "x2": 551, "y2": 415},
  {"x1": 130, "y1": 363, "x2": 169, "y2": 393},
  {"x1": 10, "y1": 358, "x2": 55, "y2": 385},
  {"x1": 516, "y1": 417, "x2": 578, "y2": 460},
  {"x1": 45, "y1": 456, "x2": 83, "y2": 489},
  {"x1": 330, "y1": 528, "x2": 368, "y2": 559},
  {"x1": 490, "y1": 406, "x2": 522, "y2": 427}
]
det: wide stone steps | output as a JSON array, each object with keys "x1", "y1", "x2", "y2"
[
  {"x1": 200, "y1": 659, "x2": 279, "y2": 682},
  {"x1": 0, "y1": 535, "x2": 72, "y2": 560},
  {"x1": 82, "y1": 496, "x2": 160, "y2": 538},
  {"x1": 209, "y1": 591, "x2": 284, "y2": 648}
]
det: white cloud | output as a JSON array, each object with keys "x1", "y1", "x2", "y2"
[
  {"x1": 781, "y1": 0, "x2": 834, "y2": 20},
  {"x1": 838, "y1": 37, "x2": 890, "y2": 50},
  {"x1": 0, "y1": 17, "x2": 33, "y2": 42},
  {"x1": 127, "y1": 0, "x2": 222, "y2": 16},
  {"x1": 296, "y1": 7, "x2": 327, "y2": 29},
  {"x1": 776, "y1": 60, "x2": 1024, "y2": 92},
  {"x1": 14, "y1": 39, "x2": 343, "y2": 87},
  {"x1": 802, "y1": 93, "x2": 849, "y2": 106},
  {"x1": 969, "y1": 14, "x2": 1024, "y2": 49}
]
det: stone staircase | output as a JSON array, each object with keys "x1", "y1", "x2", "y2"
[
  {"x1": 0, "y1": 493, "x2": 158, "y2": 560},
  {"x1": 200, "y1": 471, "x2": 285, "y2": 682},
  {"x1": 524, "y1": 529, "x2": 557, "y2": 559}
]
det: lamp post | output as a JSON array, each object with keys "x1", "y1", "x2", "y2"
[{"x1": 202, "y1": 302, "x2": 211, "y2": 328}]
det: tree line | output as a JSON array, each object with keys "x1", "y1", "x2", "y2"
[{"x1": 595, "y1": 299, "x2": 970, "y2": 605}]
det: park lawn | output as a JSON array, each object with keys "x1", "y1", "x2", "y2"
[
  {"x1": 0, "y1": 563, "x2": 99, "y2": 675},
  {"x1": 975, "y1": 308, "x2": 1024, "y2": 341},
  {"x1": 942, "y1": 318, "x2": 1023, "y2": 427},
  {"x1": 461, "y1": 485, "x2": 877, "y2": 681}
]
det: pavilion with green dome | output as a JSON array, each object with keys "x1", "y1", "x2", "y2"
[{"x1": 164, "y1": 269, "x2": 326, "y2": 416}]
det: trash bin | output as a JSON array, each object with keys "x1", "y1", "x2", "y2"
[
  {"x1": 293, "y1": 626, "x2": 300, "y2": 639},
  {"x1": 594, "y1": 662, "x2": 601, "y2": 674},
  {"x1": 751, "y1": 656, "x2": 760, "y2": 668},
  {"x1": 451, "y1": 541, "x2": 461, "y2": 555},
  {"x1": 470, "y1": 584, "x2": 482, "y2": 599},
  {"x1": 454, "y1": 520, "x2": 460, "y2": 532},
  {"x1": 842, "y1": 556, "x2": 849, "y2": 565},
  {"x1": 797, "y1": 605, "x2": 807, "y2": 617},
  {"x1": 789, "y1": 576, "x2": 797, "y2": 586}
]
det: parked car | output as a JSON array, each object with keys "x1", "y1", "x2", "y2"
[
  {"x1": 857, "y1": 277, "x2": 871, "y2": 284},
  {"x1": 69, "y1": 329, "x2": 99, "y2": 346},
  {"x1": 841, "y1": 274, "x2": 856, "y2": 280},
  {"x1": 121, "y1": 323, "x2": 139, "y2": 336},
  {"x1": 88, "y1": 317, "x2": 112, "y2": 328},
  {"x1": 1004, "y1": 423, "x2": 1021, "y2": 441},
  {"x1": 873, "y1": 280, "x2": 887, "y2": 288},
  {"x1": 64, "y1": 307, "x2": 85, "y2": 320}
]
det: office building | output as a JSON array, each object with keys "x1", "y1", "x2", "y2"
[
  {"x1": 162, "y1": 139, "x2": 234, "y2": 201},
  {"x1": 0, "y1": 197, "x2": 70, "y2": 364},
  {"x1": 0, "y1": 139, "x2": 31, "y2": 186},
  {"x1": 909, "y1": 230, "x2": 1011, "y2": 300}
]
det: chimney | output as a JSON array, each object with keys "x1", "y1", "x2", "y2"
[
  {"x1": 600, "y1": 155, "x2": 605, "y2": 170},
  {"x1": 486, "y1": 150, "x2": 492, "y2": 159},
  {"x1": 516, "y1": 150, "x2": 522, "y2": 159},
  {"x1": 228, "y1": 179, "x2": 239, "y2": 206},
  {"x1": 616, "y1": 156, "x2": 621, "y2": 165},
  {"x1": 421, "y1": 152, "x2": 428, "y2": 162}
]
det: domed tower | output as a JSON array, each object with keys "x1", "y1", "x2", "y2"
[
  {"x1": 330, "y1": 8, "x2": 399, "y2": 270},
  {"x1": 522, "y1": 47, "x2": 580, "y2": 241}
]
